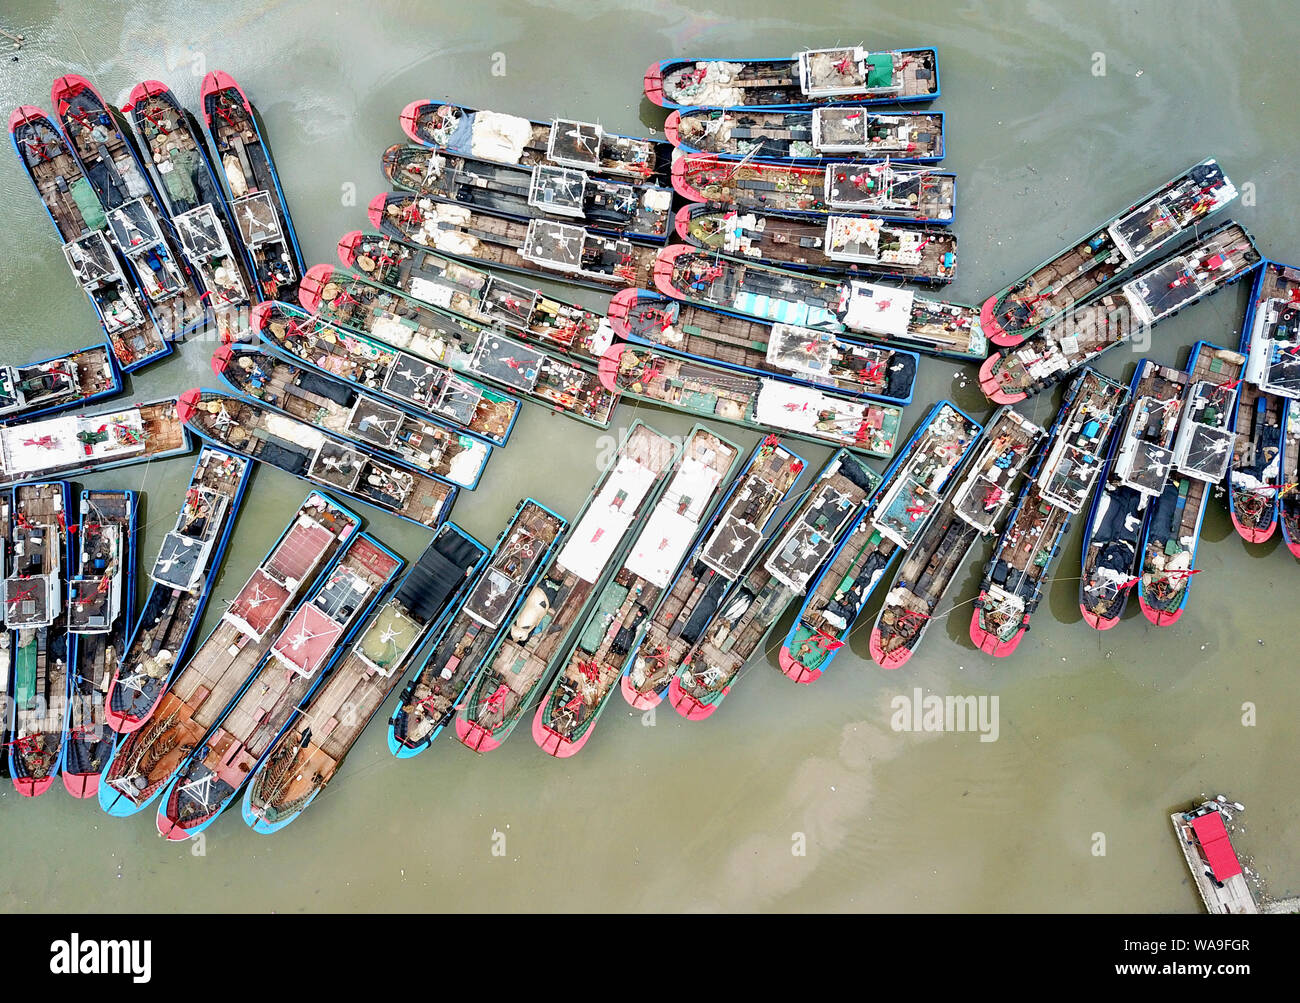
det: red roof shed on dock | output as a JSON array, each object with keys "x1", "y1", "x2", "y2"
[{"x1": 1190, "y1": 812, "x2": 1243, "y2": 882}]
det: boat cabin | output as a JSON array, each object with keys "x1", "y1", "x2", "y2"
[
  {"x1": 221, "y1": 513, "x2": 338, "y2": 641},
  {"x1": 382, "y1": 350, "x2": 484, "y2": 425},
  {"x1": 105, "y1": 198, "x2": 184, "y2": 299},
  {"x1": 546, "y1": 120, "x2": 606, "y2": 171},
  {"x1": 797, "y1": 47, "x2": 901, "y2": 99},
  {"x1": 4, "y1": 519, "x2": 61, "y2": 630},
  {"x1": 62, "y1": 231, "x2": 146, "y2": 331},
  {"x1": 151, "y1": 485, "x2": 229, "y2": 593},
  {"x1": 0, "y1": 360, "x2": 78, "y2": 419},
  {"x1": 1172, "y1": 380, "x2": 1239, "y2": 482},
  {"x1": 764, "y1": 474, "x2": 860, "y2": 592},
  {"x1": 826, "y1": 217, "x2": 924, "y2": 267},
  {"x1": 520, "y1": 219, "x2": 636, "y2": 281},
  {"x1": 271, "y1": 565, "x2": 372, "y2": 678},
  {"x1": 1243, "y1": 296, "x2": 1300, "y2": 399},
  {"x1": 68, "y1": 520, "x2": 124, "y2": 635},
  {"x1": 173, "y1": 204, "x2": 250, "y2": 305},
  {"x1": 1112, "y1": 396, "x2": 1180, "y2": 497}
]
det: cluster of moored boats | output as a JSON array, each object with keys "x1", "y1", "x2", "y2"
[{"x1": 0, "y1": 45, "x2": 1290, "y2": 836}]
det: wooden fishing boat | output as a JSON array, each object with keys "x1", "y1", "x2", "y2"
[
  {"x1": 455, "y1": 423, "x2": 681, "y2": 752},
  {"x1": 971, "y1": 369, "x2": 1129, "y2": 656},
  {"x1": 533, "y1": 427, "x2": 741, "y2": 757},
  {"x1": 388, "y1": 500, "x2": 566, "y2": 758},
  {"x1": 1227, "y1": 381, "x2": 1284, "y2": 543},
  {"x1": 9, "y1": 105, "x2": 172, "y2": 372},
  {"x1": 667, "y1": 450, "x2": 881, "y2": 720},
  {"x1": 622, "y1": 437, "x2": 805, "y2": 709},
  {"x1": 400, "y1": 99, "x2": 667, "y2": 181},
  {"x1": 1281, "y1": 401, "x2": 1300, "y2": 559},
  {"x1": 597, "y1": 343, "x2": 903, "y2": 456},
  {"x1": 51, "y1": 74, "x2": 212, "y2": 341},
  {"x1": 606, "y1": 286, "x2": 918, "y2": 402},
  {"x1": 1137, "y1": 344, "x2": 1243, "y2": 626},
  {"x1": 338, "y1": 230, "x2": 612, "y2": 364},
  {"x1": 675, "y1": 203, "x2": 958, "y2": 283},
  {"x1": 61, "y1": 489, "x2": 136, "y2": 797},
  {"x1": 178, "y1": 389, "x2": 456, "y2": 529},
  {"x1": 5, "y1": 481, "x2": 73, "y2": 796},
  {"x1": 980, "y1": 160, "x2": 1237, "y2": 347},
  {"x1": 98, "y1": 491, "x2": 360, "y2": 816},
  {"x1": 247, "y1": 523, "x2": 488, "y2": 831},
  {"x1": 779, "y1": 401, "x2": 982, "y2": 682},
  {"x1": 871, "y1": 408, "x2": 1045, "y2": 667},
  {"x1": 825, "y1": 161, "x2": 956, "y2": 224},
  {"x1": 979, "y1": 222, "x2": 1261, "y2": 403},
  {"x1": 1078, "y1": 359, "x2": 1189, "y2": 630},
  {"x1": 0, "y1": 342, "x2": 119, "y2": 425},
  {"x1": 298, "y1": 263, "x2": 618, "y2": 427},
  {"x1": 211, "y1": 344, "x2": 492, "y2": 490},
  {"x1": 382, "y1": 144, "x2": 673, "y2": 242},
  {"x1": 645, "y1": 47, "x2": 940, "y2": 109},
  {"x1": 0, "y1": 396, "x2": 188, "y2": 488},
  {"x1": 665, "y1": 107, "x2": 945, "y2": 163},
  {"x1": 155, "y1": 532, "x2": 402, "y2": 839},
  {"x1": 250, "y1": 300, "x2": 519, "y2": 446},
  {"x1": 200, "y1": 71, "x2": 305, "y2": 301},
  {"x1": 651, "y1": 244, "x2": 984, "y2": 359},
  {"x1": 369, "y1": 190, "x2": 659, "y2": 290},
  {"x1": 103, "y1": 447, "x2": 254, "y2": 733}
]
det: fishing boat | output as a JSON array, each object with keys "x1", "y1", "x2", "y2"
[
  {"x1": 247, "y1": 522, "x2": 487, "y2": 831},
  {"x1": 98, "y1": 491, "x2": 360, "y2": 817},
  {"x1": 645, "y1": 47, "x2": 940, "y2": 109},
  {"x1": 250, "y1": 300, "x2": 519, "y2": 446},
  {"x1": 665, "y1": 107, "x2": 945, "y2": 163},
  {"x1": 0, "y1": 396, "x2": 188, "y2": 488},
  {"x1": 675, "y1": 203, "x2": 958, "y2": 283},
  {"x1": 5, "y1": 481, "x2": 73, "y2": 796},
  {"x1": 399, "y1": 99, "x2": 667, "y2": 181},
  {"x1": 298, "y1": 263, "x2": 618, "y2": 427},
  {"x1": 607, "y1": 286, "x2": 919, "y2": 401},
  {"x1": 381, "y1": 144, "x2": 673, "y2": 242},
  {"x1": 200, "y1": 71, "x2": 305, "y2": 301},
  {"x1": 155, "y1": 532, "x2": 402, "y2": 839},
  {"x1": 971, "y1": 369, "x2": 1129, "y2": 655},
  {"x1": 825, "y1": 161, "x2": 956, "y2": 224},
  {"x1": 622, "y1": 436, "x2": 805, "y2": 709},
  {"x1": 338, "y1": 230, "x2": 612, "y2": 364},
  {"x1": 533, "y1": 427, "x2": 741, "y2": 757},
  {"x1": 9, "y1": 105, "x2": 172, "y2": 372},
  {"x1": 599, "y1": 341, "x2": 903, "y2": 456},
  {"x1": 388, "y1": 500, "x2": 566, "y2": 758},
  {"x1": 1137, "y1": 343, "x2": 1243, "y2": 625},
  {"x1": 1281, "y1": 402, "x2": 1300, "y2": 559},
  {"x1": 0, "y1": 342, "x2": 119, "y2": 425},
  {"x1": 671, "y1": 154, "x2": 834, "y2": 214},
  {"x1": 177, "y1": 389, "x2": 456, "y2": 529},
  {"x1": 1240, "y1": 261, "x2": 1300, "y2": 400},
  {"x1": 369, "y1": 190, "x2": 659, "y2": 290},
  {"x1": 667, "y1": 450, "x2": 881, "y2": 720},
  {"x1": 979, "y1": 222, "x2": 1261, "y2": 403},
  {"x1": 780, "y1": 401, "x2": 982, "y2": 682},
  {"x1": 1078, "y1": 359, "x2": 1189, "y2": 629},
  {"x1": 871, "y1": 408, "x2": 1045, "y2": 667},
  {"x1": 651, "y1": 244, "x2": 984, "y2": 360},
  {"x1": 61, "y1": 489, "x2": 136, "y2": 796},
  {"x1": 51, "y1": 74, "x2": 211, "y2": 340},
  {"x1": 455, "y1": 423, "x2": 681, "y2": 752},
  {"x1": 211, "y1": 344, "x2": 492, "y2": 490},
  {"x1": 980, "y1": 159, "x2": 1238, "y2": 347},
  {"x1": 1227, "y1": 379, "x2": 1284, "y2": 543},
  {"x1": 103, "y1": 447, "x2": 253, "y2": 733}
]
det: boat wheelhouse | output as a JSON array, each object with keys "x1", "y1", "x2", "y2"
[
  {"x1": 979, "y1": 222, "x2": 1261, "y2": 403},
  {"x1": 298, "y1": 264, "x2": 618, "y2": 428},
  {"x1": 389, "y1": 500, "x2": 567, "y2": 758},
  {"x1": 247, "y1": 522, "x2": 488, "y2": 832},
  {"x1": 1240, "y1": 262, "x2": 1300, "y2": 400},
  {"x1": 170, "y1": 203, "x2": 251, "y2": 314},
  {"x1": 62, "y1": 489, "x2": 136, "y2": 797},
  {"x1": 980, "y1": 159, "x2": 1238, "y2": 347},
  {"x1": 652, "y1": 244, "x2": 984, "y2": 359},
  {"x1": 250, "y1": 301, "x2": 518, "y2": 446},
  {"x1": 870, "y1": 408, "x2": 1045, "y2": 668},
  {"x1": 645, "y1": 47, "x2": 940, "y2": 110},
  {"x1": 971, "y1": 369, "x2": 1129, "y2": 656},
  {"x1": 178, "y1": 390, "x2": 456, "y2": 529},
  {"x1": 824, "y1": 161, "x2": 956, "y2": 224},
  {"x1": 779, "y1": 401, "x2": 982, "y2": 682},
  {"x1": 382, "y1": 144, "x2": 673, "y2": 242},
  {"x1": 0, "y1": 343, "x2": 118, "y2": 424},
  {"x1": 212, "y1": 344, "x2": 492, "y2": 490},
  {"x1": 400, "y1": 100, "x2": 666, "y2": 181},
  {"x1": 533, "y1": 427, "x2": 741, "y2": 757},
  {"x1": 456, "y1": 423, "x2": 681, "y2": 752},
  {"x1": 667, "y1": 450, "x2": 881, "y2": 720},
  {"x1": 665, "y1": 108, "x2": 945, "y2": 164}
]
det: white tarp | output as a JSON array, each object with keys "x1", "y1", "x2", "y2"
[
  {"x1": 558, "y1": 456, "x2": 658, "y2": 583},
  {"x1": 470, "y1": 111, "x2": 532, "y2": 164},
  {"x1": 755, "y1": 380, "x2": 864, "y2": 435},
  {"x1": 837, "y1": 282, "x2": 913, "y2": 338},
  {"x1": 623, "y1": 457, "x2": 724, "y2": 588},
  {"x1": 0, "y1": 408, "x2": 147, "y2": 478}
]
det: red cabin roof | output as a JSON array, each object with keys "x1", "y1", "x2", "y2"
[{"x1": 1190, "y1": 812, "x2": 1243, "y2": 882}]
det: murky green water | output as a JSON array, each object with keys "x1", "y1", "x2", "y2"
[{"x1": 0, "y1": 0, "x2": 1297, "y2": 912}]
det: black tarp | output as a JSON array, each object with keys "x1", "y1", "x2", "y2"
[
  {"x1": 397, "y1": 528, "x2": 482, "y2": 624},
  {"x1": 259, "y1": 439, "x2": 311, "y2": 476},
  {"x1": 294, "y1": 368, "x2": 354, "y2": 407}
]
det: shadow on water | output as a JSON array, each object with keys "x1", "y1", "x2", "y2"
[{"x1": 1048, "y1": 516, "x2": 1085, "y2": 627}]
